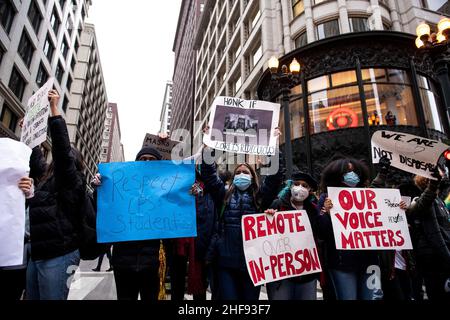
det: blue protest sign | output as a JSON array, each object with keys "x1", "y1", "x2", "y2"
[{"x1": 97, "y1": 161, "x2": 196, "y2": 243}]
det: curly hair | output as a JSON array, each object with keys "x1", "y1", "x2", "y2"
[{"x1": 319, "y1": 157, "x2": 370, "y2": 192}]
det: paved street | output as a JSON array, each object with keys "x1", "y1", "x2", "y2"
[{"x1": 68, "y1": 258, "x2": 324, "y2": 300}]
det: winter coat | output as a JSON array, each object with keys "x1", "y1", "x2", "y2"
[
  {"x1": 406, "y1": 182, "x2": 450, "y2": 274},
  {"x1": 194, "y1": 186, "x2": 216, "y2": 261},
  {"x1": 315, "y1": 173, "x2": 387, "y2": 272},
  {"x1": 111, "y1": 240, "x2": 160, "y2": 272},
  {"x1": 202, "y1": 162, "x2": 284, "y2": 271},
  {"x1": 269, "y1": 193, "x2": 321, "y2": 283},
  {"x1": 28, "y1": 116, "x2": 85, "y2": 261}
]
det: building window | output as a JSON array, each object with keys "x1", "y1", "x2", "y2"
[
  {"x1": 61, "y1": 37, "x2": 69, "y2": 59},
  {"x1": 72, "y1": 0, "x2": 78, "y2": 13},
  {"x1": 66, "y1": 74, "x2": 73, "y2": 91},
  {"x1": 55, "y1": 61, "x2": 64, "y2": 84},
  {"x1": 50, "y1": 7, "x2": 61, "y2": 35},
  {"x1": 62, "y1": 95, "x2": 69, "y2": 112},
  {"x1": 349, "y1": 17, "x2": 370, "y2": 32},
  {"x1": 418, "y1": 75, "x2": 445, "y2": 132},
  {"x1": 251, "y1": 10, "x2": 261, "y2": 30},
  {"x1": 9, "y1": 66, "x2": 27, "y2": 101},
  {"x1": 362, "y1": 68, "x2": 418, "y2": 127},
  {"x1": 235, "y1": 76, "x2": 242, "y2": 93},
  {"x1": 0, "y1": 44, "x2": 5, "y2": 65},
  {"x1": 307, "y1": 71, "x2": 362, "y2": 134},
  {"x1": 295, "y1": 32, "x2": 307, "y2": 48},
  {"x1": 43, "y1": 34, "x2": 55, "y2": 62},
  {"x1": 0, "y1": 0, "x2": 16, "y2": 34},
  {"x1": 0, "y1": 104, "x2": 18, "y2": 132},
  {"x1": 313, "y1": 0, "x2": 328, "y2": 4},
  {"x1": 36, "y1": 62, "x2": 49, "y2": 87},
  {"x1": 316, "y1": 19, "x2": 340, "y2": 40},
  {"x1": 292, "y1": 0, "x2": 304, "y2": 18},
  {"x1": 74, "y1": 38, "x2": 80, "y2": 54},
  {"x1": 59, "y1": 0, "x2": 66, "y2": 9},
  {"x1": 252, "y1": 45, "x2": 262, "y2": 67},
  {"x1": 28, "y1": 1, "x2": 43, "y2": 35},
  {"x1": 70, "y1": 55, "x2": 76, "y2": 70},
  {"x1": 18, "y1": 31, "x2": 35, "y2": 68}
]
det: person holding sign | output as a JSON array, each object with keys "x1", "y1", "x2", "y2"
[
  {"x1": 264, "y1": 170, "x2": 321, "y2": 300},
  {"x1": 92, "y1": 146, "x2": 165, "y2": 301},
  {"x1": 317, "y1": 157, "x2": 387, "y2": 300},
  {"x1": 25, "y1": 90, "x2": 86, "y2": 300},
  {"x1": 201, "y1": 146, "x2": 284, "y2": 300},
  {"x1": 406, "y1": 171, "x2": 450, "y2": 301}
]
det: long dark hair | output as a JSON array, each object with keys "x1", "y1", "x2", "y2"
[
  {"x1": 319, "y1": 158, "x2": 370, "y2": 193},
  {"x1": 224, "y1": 163, "x2": 260, "y2": 209},
  {"x1": 39, "y1": 147, "x2": 85, "y2": 187}
]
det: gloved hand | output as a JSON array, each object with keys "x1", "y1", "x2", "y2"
[
  {"x1": 428, "y1": 166, "x2": 442, "y2": 190},
  {"x1": 378, "y1": 155, "x2": 391, "y2": 174}
]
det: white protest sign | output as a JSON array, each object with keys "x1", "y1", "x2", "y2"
[
  {"x1": 203, "y1": 96, "x2": 280, "y2": 156},
  {"x1": 242, "y1": 211, "x2": 322, "y2": 286},
  {"x1": 21, "y1": 78, "x2": 54, "y2": 149},
  {"x1": 372, "y1": 130, "x2": 449, "y2": 180},
  {"x1": 327, "y1": 187, "x2": 413, "y2": 250},
  {"x1": 0, "y1": 138, "x2": 32, "y2": 267}
]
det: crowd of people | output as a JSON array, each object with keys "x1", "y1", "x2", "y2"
[{"x1": 0, "y1": 90, "x2": 449, "y2": 301}]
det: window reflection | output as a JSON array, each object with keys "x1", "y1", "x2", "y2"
[
  {"x1": 418, "y1": 75, "x2": 444, "y2": 132},
  {"x1": 279, "y1": 98, "x2": 304, "y2": 144}
]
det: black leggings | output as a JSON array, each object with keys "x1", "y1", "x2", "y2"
[{"x1": 113, "y1": 266, "x2": 160, "y2": 301}]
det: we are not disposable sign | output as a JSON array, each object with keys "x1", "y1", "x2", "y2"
[{"x1": 97, "y1": 161, "x2": 197, "y2": 243}]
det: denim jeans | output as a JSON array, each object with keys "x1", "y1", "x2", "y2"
[
  {"x1": 267, "y1": 279, "x2": 317, "y2": 300},
  {"x1": 26, "y1": 250, "x2": 80, "y2": 300},
  {"x1": 218, "y1": 267, "x2": 261, "y2": 300},
  {"x1": 329, "y1": 268, "x2": 381, "y2": 300}
]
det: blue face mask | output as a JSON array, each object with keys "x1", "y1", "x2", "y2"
[
  {"x1": 343, "y1": 171, "x2": 360, "y2": 187},
  {"x1": 233, "y1": 173, "x2": 252, "y2": 191}
]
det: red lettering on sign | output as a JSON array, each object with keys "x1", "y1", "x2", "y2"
[
  {"x1": 256, "y1": 215, "x2": 266, "y2": 238},
  {"x1": 269, "y1": 256, "x2": 278, "y2": 280},
  {"x1": 341, "y1": 232, "x2": 355, "y2": 249},
  {"x1": 284, "y1": 213, "x2": 295, "y2": 233},
  {"x1": 295, "y1": 213, "x2": 306, "y2": 232},
  {"x1": 266, "y1": 216, "x2": 276, "y2": 236},
  {"x1": 243, "y1": 216, "x2": 256, "y2": 241},
  {"x1": 366, "y1": 190, "x2": 377, "y2": 210},
  {"x1": 285, "y1": 252, "x2": 295, "y2": 276},
  {"x1": 339, "y1": 190, "x2": 353, "y2": 211},
  {"x1": 396, "y1": 230, "x2": 405, "y2": 246}
]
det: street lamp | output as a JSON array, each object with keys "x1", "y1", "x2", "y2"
[
  {"x1": 415, "y1": 18, "x2": 450, "y2": 123},
  {"x1": 268, "y1": 56, "x2": 301, "y2": 179}
]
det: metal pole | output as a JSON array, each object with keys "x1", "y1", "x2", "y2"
[
  {"x1": 282, "y1": 86, "x2": 293, "y2": 179},
  {"x1": 434, "y1": 56, "x2": 450, "y2": 127}
]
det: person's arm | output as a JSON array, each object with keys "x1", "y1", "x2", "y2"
[
  {"x1": 29, "y1": 146, "x2": 47, "y2": 182},
  {"x1": 200, "y1": 147, "x2": 225, "y2": 207},
  {"x1": 47, "y1": 90, "x2": 83, "y2": 191},
  {"x1": 370, "y1": 156, "x2": 390, "y2": 188}
]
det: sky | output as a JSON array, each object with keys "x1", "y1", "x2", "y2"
[{"x1": 87, "y1": 0, "x2": 182, "y2": 161}]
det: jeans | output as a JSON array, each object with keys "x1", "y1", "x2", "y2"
[
  {"x1": 329, "y1": 268, "x2": 380, "y2": 300},
  {"x1": 267, "y1": 279, "x2": 317, "y2": 300},
  {"x1": 26, "y1": 249, "x2": 80, "y2": 300},
  {"x1": 217, "y1": 267, "x2": 261, "y2": 300}
]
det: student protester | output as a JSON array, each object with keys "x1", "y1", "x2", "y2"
[
  {"x1": 264, "y1": 169, "x2": 321, "y2": 300},
  {"x1": 202, "y1": 129, "x2": 284, "y2": 300},
  {"x1": 317, "y1": 156, "x2": 389, "y2": 300},
  {"x1": 406, "y1": 170, "x2": 450, "y2": 301},
  {"x1": 170, "y1": 162, "x2": 217, "y2": 301},
  {"x1": 92, "y1": 146, "x2": 164, "y2": 301},
  {"x1": 26, "y1": 90, "x2": 86, "y2": 300}
]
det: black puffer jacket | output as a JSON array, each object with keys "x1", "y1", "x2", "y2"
[
  {"x1": 111, "y1": 240, "x2": 160, "y2": 271},
  {"x1": 407, "y1": 181, "x2": 450, "y2": 273},
  {"x1": 28, "y1": 116, "x2": 85, "y2": 261}
]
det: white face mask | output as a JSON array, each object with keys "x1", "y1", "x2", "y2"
[{"x1": 291, "y1": 185, "x2": 309, "y2": 202}]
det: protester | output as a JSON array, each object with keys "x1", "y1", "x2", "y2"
[
  {"x1": 265, "y1": 169, "x2": 320, "y2": 300},
  {"x1": 170, "y1": 162, "x2": 217, "y2": 301},
  {"x1": 406, "y1": 171, "x2": 450, "y2": 300},
  {"x1": 317, "y1": 157, "x2": 387, "y2": 300},
  {"x1": 201, "y1": 142, "x2": 284, "y2": 300},
  {"x1": 92, "y1": 245, "x2": 113, "y2": 272},
  {"x1": 26, "y1": 90, "x2": 86, "y2": 300},
  {"x1": 92, "y1": 147, "x2": 164, "y2": 301}
]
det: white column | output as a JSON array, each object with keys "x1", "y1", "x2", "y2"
[
  {"x1": 338, "y1": 0, "x2": 351, "y2": 33},
  {"x1": 275, "y1": 0, "x2": 285, "y2": 55},
  {"x1": 370, "y1": 0, "x2": 384, "y2": 30},
  {"x1": 388, "y1": 0, "x2": 402, "y2": 31},
  {"x1": 304, "y1": 0, "x2": 315, "y2": 43},
  {"x1": 280, "y1": 0, "x2": 292, "y2": 53}
]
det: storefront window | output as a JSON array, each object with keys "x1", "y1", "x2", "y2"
[
  {"x1": 279, "y1": 95, "x2": 304, "y2": 144},
  {"x1": 363, "y1": 68, "x2": 417, "y2": 127},
  {"x1": 418, "y1": 75, "x2": 445, "y2": 132}
]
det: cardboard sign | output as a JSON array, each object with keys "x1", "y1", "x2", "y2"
[
  {"x1": 372, "y1": 130, "x2": 449, "y2": 180},
  {"x1": 327, "y1": 187, "x2": 413, "y2": 250},
  {"x1": 242, "y1": 211, "x2": 322, "y2": 286},
  {"x1": 142, "y1": 133, "x2": 180, "y2": 160},
  {"x1": 0, "y1": 139, "x2": 31, "y2": 267},
  {"x1": 20, "y1": 78, "x2": 54, "y2": 148},
  {"x1": 203, "y1": 96, "x2": 280, "y2": 156},
  {"x1": 97, "y1": 161, "x2": 197, "y2": 243}
]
